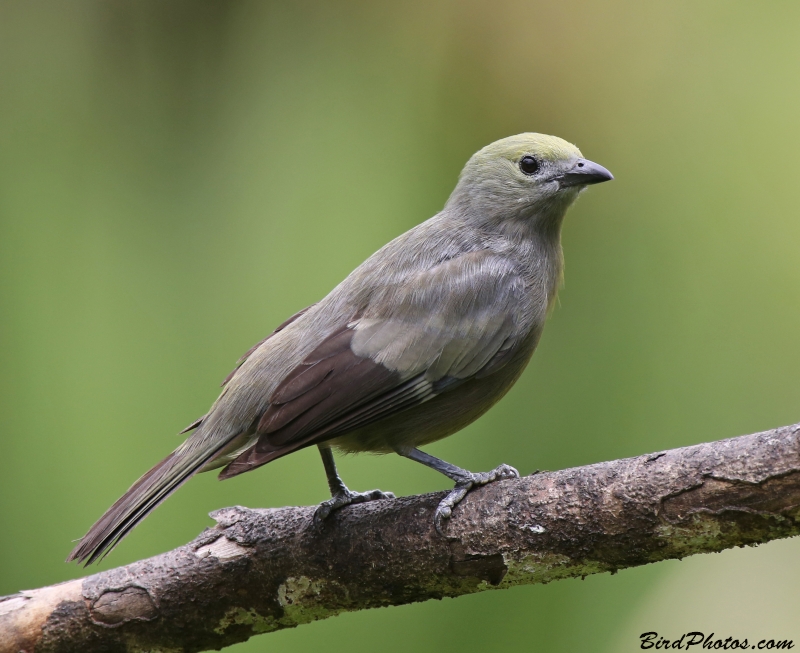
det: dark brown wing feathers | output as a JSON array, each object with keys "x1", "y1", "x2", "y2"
[
  {"x1": 258, "y1": 356, "x2": 397, "y2": 446},
  {"x1": 218, "y1": 326, "x2": 407, "y2": 479},
  {"x1": 257, "y1": 328, "x2": 398, "y2": 445}
]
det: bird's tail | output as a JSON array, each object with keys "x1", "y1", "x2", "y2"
[{"x1": 67, "y1": 436, "x2": 228, "y2": 565}]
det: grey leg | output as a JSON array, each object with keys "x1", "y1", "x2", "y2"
[
  {"x1": 394, "y1": 446, "x2": 518, "y2": 535},
  {"x1": 314, "y1": 445, "x2": 395, "y2": 525}
]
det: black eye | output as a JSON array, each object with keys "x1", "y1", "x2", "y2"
[{"x1": 519, "y1": 155, "x2": 539, "y2": 175}]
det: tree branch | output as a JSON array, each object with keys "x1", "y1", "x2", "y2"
[{"x1": 3, "y1": 423, "x2": 800, "y2": 653}]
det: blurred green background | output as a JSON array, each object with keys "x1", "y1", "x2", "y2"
[{"x1": 2, "y1": 1, "x2": 800, "y2": 651}]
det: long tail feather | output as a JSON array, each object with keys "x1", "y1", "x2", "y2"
[{"x1": 67, "y1": 439, "x2": 227, "y2": 565}]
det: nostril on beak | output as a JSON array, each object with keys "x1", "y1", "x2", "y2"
[{"x1": 577, "y1": 162, "x2": 584, "y2": 168}]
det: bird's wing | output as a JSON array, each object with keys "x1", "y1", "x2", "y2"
[{"x1": 218, "y1": 251, "x2": 527, "y2": 479}]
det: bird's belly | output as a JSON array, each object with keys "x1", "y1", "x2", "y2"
[{"x1": 328, "y1": 337, "x2": 537, "y2": 454}]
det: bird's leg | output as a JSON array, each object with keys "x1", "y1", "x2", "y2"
[
  {"x1": 314, "y1": 445, "x2": 395, "y2": 525},
  {"x1": 394, "y1": 446, "x2": 518, "y2": 536}
]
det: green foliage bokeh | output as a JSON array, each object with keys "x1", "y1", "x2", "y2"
[{"x1": 2, "y1": 2, "x2": 799, "y2": 650}]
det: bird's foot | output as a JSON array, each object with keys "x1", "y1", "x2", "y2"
[
  {"x1": 434, "y1": 463, "x2": 519, "y2": 536},
  {"x1": 314, "y1": 487, "x2": 395, "y2": 527}
]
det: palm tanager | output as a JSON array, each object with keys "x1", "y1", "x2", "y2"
[{"x1": 68, "y1": 133, "x2": 613, "y2": 564}]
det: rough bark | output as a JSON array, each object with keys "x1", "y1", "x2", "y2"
[{"x1": 3, "y1": 423, "x2": 800, "y2": 653}]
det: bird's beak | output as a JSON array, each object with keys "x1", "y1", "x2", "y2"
[{"x1": 554, "y1": 158, "x2": 614, "y2": 188}]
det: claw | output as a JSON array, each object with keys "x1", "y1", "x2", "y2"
[
  {"x1": 434, "y1": 463, "x2": 519, "y2": 536},
  {"x1": 314, "y1": 488, "x2": 394, "y2": 529}
]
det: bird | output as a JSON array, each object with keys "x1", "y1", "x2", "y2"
[{"x1": 67, "y1": 133, "x2": 613, "y2": 565}]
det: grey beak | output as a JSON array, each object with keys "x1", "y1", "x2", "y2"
[{"x1": 555, "y1": 158, "x2": 614, "y2": 188}]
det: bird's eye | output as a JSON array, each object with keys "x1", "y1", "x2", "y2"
[{"x1": 519, "y1": 155, "x2": 539, "y2": 175}]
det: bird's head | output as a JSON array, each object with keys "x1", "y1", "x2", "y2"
[{"x1": 446, "y1": 133, "x2": 613, "y2": 231}]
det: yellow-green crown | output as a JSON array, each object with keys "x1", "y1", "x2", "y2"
[{"x1": 469, "y1": 133, "x2": 582, "y2": 168}]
